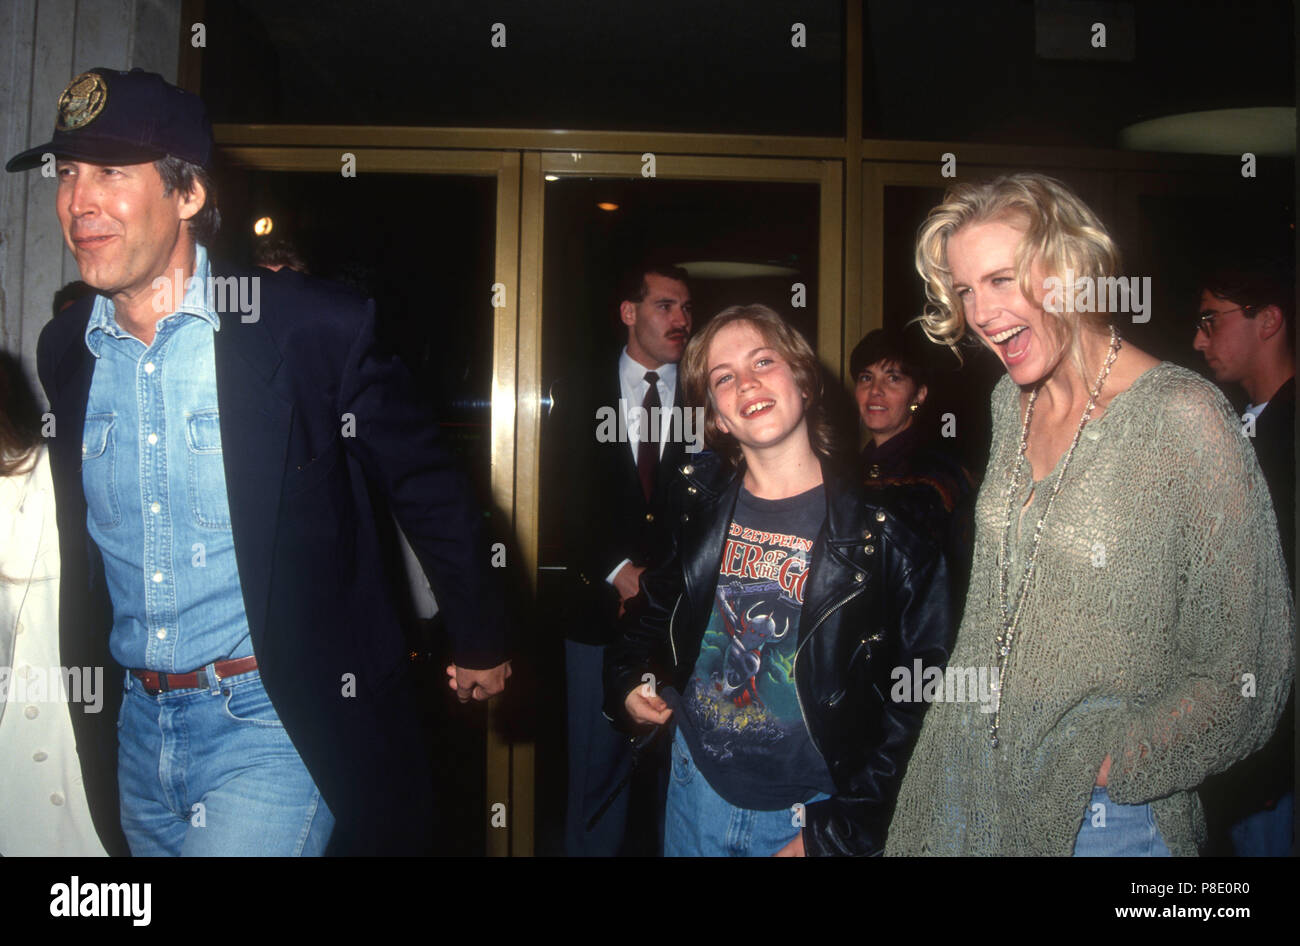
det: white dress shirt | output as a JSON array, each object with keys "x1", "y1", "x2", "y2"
[{"x1": 607, "y1": 349, "x2": 679, "y2": 584}]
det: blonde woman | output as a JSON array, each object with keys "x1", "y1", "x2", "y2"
[{"x1": 885, "y1": 173, "x2": 1293, "y2": 856}]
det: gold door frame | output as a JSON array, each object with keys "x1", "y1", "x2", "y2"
[
  {"x1": 215, "y1": 142, "x2": 844, "y2": 859},
  {"x1": 219, "y1": 146, "x2": 525, "y2": 855},
  {"x1": 514, "y1": 152, "x2": 843, "y2": 856}
]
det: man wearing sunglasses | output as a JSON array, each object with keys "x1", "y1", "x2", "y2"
[{"x1": 1193, "y1": 258, "x2": 1294, "y2": 858}]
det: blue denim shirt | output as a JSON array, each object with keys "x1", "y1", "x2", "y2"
[{"x1": 82, "y1": 245, "x2": 253, "y2": 672}]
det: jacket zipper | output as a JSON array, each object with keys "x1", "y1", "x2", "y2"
[
  {"x1": 668, "y1": 592, "x2": 683, "y2": 666},
  {"x1": 791, "y1": 584, "x2": 866, "y2": 760}
]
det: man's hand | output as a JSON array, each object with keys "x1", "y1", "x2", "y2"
[
  {"x1": 612, "y1": 563, "x2": 646, "y2": 616},
  {"x1": 624, "y1": 684, "x2": 672, "y2": 726},
  {"x1": 773, "y1": 832, "x2": 806, "y2": 857},
  {"x1": 445, "y1": 660, "x2": 512, "y2": 703}
]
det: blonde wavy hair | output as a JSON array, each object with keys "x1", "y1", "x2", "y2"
[
  {"x1": 681, "y1": 304, "x2": 834, "y2": 467},
  {"x1": 914, "y1": 173, "x2": 1120, "y2": 382}
]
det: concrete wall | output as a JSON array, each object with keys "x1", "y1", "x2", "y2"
[{"x1": 0, "y1": 0, "x2": 181, "y2": 401}]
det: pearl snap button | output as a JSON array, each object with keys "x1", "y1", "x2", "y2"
[{"x1": 147, "y1": 432, "x2": 158, "y2": 445}]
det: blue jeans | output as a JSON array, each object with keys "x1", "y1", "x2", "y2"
[
  {"x1": 565, "y1": 640, "x2": 637, "y2": 856},
  {"x1": 1072, "y1": 786, "x2": 1171, "y2": 857},
  {"x1": 665, "y1": 726, "x2": 829, "y2": 856},
  {"x1": 1229, "y1": 792, "x2": 1294, "y2": 857},
  {"x1": 117, "y1": 668, "x2": 334, "y2": 856}
]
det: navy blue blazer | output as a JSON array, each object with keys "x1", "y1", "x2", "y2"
[{"x1": 36, "y1": 263, "x2": 508, "y2": 855}]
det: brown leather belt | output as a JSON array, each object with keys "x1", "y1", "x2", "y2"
[{"x1": 131, "y1": 656, "x2": 259, "y2": 694}]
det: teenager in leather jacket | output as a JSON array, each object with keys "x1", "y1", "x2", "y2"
[{"x1": 604, "y1": 305, "x2": 954, "y2": 856}]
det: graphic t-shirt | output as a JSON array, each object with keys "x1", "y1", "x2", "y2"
[{"x1": 670, "y1": 483, "x2": 836, "y2": 810}]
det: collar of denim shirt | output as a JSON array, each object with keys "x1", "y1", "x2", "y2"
[{"x1": 84, "y1": 242, "x2": 220, "y2": 357}]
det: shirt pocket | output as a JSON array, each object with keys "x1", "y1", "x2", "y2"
[
  {"x1": 184, "y1": 408, "x2": 232, "y2": 530},
  {"x1": 81, "y1": 412, "x2": 121, "y2": 530}
]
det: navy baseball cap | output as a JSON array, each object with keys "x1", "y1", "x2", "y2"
[{"x1": 5, "y1": 67, "x2": 212, "y2": 172}]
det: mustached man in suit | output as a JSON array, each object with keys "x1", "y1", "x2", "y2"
[
  {"x1": 7, "y1": 67, "x2": 510, "y2": 856},
  {"x1": 557, "y1": 261, "x2": 694, "y2": 855}
]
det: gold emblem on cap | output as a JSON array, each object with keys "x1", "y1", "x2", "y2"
[{"x1": 56, "y1": 72, "x2": 108, "y2": 131}]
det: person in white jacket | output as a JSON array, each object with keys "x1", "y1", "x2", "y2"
[{"x1": 1, "y1": 379, "x2": 106, "y2": 855}]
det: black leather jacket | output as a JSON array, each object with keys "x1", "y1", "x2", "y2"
[{"x1": 604, "y1": 451, "x2": 954, "y2": 856}]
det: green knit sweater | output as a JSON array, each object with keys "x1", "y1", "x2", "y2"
[{"x1": 885, "y1": 363, "x2": 1294, "y2": 856}]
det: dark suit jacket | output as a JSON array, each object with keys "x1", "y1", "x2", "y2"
[
  {"x1": 556, "y1": 360, "x2": 689, "y2": 644},
  {"x1": 1254, "y1": 376, "x2": 1295, "y2": 587},
  {"x1": 37, "y1": 264, "x2": 507, "y2": 856}
]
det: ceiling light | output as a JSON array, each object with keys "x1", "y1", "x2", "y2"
[
  {"x1": 1119, "y1": 107, "x2": 1295, "y2": 156},
  {"x1": 597, "y1": 202, "x2": 619, "y2": 211},
  {"x1": 253, "y1": 216, "x2": 273, "y2": 236},
  {"x1": 676, "y1": 261, "x2": 800, "y2": 279}
]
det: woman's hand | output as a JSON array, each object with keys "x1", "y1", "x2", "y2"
[
  {"x1": 1096, "y1": 754, "x2": 1112, "y2": 787},
  {"x1": 624, "y1": 684, "x2": 672, "y2": 726}
]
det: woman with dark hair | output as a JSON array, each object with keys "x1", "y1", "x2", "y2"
[
  {"x1": 851, "y1": 327, "x2": 974, "y2": 600},
  {"x1": 0, "y1": 355, "x2": 106, "y2": 855}
]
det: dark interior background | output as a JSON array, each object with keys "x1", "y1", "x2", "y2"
[{"x1": 201, "y1": 0, "x2": 1292, "y2": 147}]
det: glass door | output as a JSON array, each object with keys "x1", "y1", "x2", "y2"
[
  {"x1": 215, "y1": 148, "x2": 522, "y2": 856},
  {"x1": 518, "y1": 152, "x2": 841, "y2": 855}
]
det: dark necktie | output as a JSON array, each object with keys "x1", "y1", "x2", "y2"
[{"x1": 637, "y1": 371, "x2": 660, "y2": 503}]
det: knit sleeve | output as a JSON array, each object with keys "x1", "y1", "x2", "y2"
[{"x1": 1104, "y1": 377, "x2": 1295, "y2": 805}]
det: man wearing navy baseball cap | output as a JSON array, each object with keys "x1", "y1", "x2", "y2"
[{"x1": 10, "y1": 67, "x2": 512, "y2": 856}]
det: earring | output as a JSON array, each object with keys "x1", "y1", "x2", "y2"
[{"x1": 909, "y1": 403, "x2": 919, "y2": 413}]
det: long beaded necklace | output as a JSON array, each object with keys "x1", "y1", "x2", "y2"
[{"x1": 989, "y1": 325, "x2": 1121, "y2": 749}]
